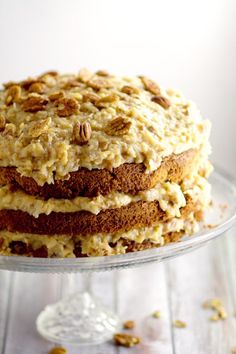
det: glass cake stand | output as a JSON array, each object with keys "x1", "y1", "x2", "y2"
[{"x1": 0, "y1": 167, "x2": 236, "y2": 346}]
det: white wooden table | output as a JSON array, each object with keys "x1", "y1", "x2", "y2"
[{"x1": 0, "y1": 228, "x2": 236, "y2": 354}]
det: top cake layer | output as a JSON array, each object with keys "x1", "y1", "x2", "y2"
[{"x1": 0, "y1": 69, "x2": 211, "y2": 186}]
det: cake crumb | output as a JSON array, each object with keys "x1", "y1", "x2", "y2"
[
  {"x1": 152, "y1": 310, "x2": 161, "y2": 318},
  {"x1": 123, "y1": 320, "x2": 135, "y2": 329},
  {"x1": 49, "y1": 347, "x2": 68, "y2": 354},
  {"x1": 114, "y1": 333, "x2": 141, "y2": 347},
  {"x1": 173, "y1": 320, "x2": 187, "y2": 328}
]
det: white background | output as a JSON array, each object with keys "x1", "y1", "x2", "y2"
[{"x1": 0, "y1": 0, "x2": 235, "y2": 174}]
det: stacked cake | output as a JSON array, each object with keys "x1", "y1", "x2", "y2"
[{"x1": 0, "y1": 69, "x2": 212, "y2": 257}]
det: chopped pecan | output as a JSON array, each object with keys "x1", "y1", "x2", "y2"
[
  {"x1": 151, "y1": 95, "x2": 170, "y2": 109},
  {"x1": 98, "y1": 93, "x2": 118, "y2": 103},
  {"x1": 78, "y1": 68, "x2": 93, "y2": 83},
  {"x1": 3, "y1": 81, "x2": 18, "y2": 89},
  {"x1": 123, "y1": 320, "x2": 135, "y2": 329},
  {"x1": 173, "y1": 320, "x2": 187, "y2": 328},
  {"x1": 29, "y1": 82, "x2": 46, "y2": 94},
  {"x1": 82, "y1": 92, "x2": 100, "y2": 103},
  {"x1": 73, "y1": 121, "x2": 92, "y2": 145},
  {"x1": 57, "y1": 98, "x2": 79, "y2": 117},
  {"x1": 48, "y1": 91, "x2": 65, "y2": 101},
  {"x1": 21, "y1": 78, "x2": 40, "y2": 90},
  {"x1": 0, "y1": 114, "x2": 6, "y2": 131},
  {"x1": 114, "y1": 333, "x2": 140, "y2": 347},
  {"x1": 87, "y1": 78, "x2": 112, "y2": 90},
  {"x1": 140, "y1": 76, "x2": 160, "y2": 95},
  {"x1": 22, "y1": 96, "x2": 48, "y2": 112},
  {"x1": 28, "y1": 117, "x2": 51, "y2": 138},
  {"x1": 49, "y1": 347, "x2": 68, "y2": 354},
  {"x1": 121, "y1": 85, "x2": 140, "y2": 95},
  {"x1": 5, "y1": 85, "x2": 21, "y2": 105},
  {"x1": 105, "y1": 116, "x2": 131, "y2": 136},
  {"x1": 3, "y1": 123, "x2": 16, "y2": 136},
  {"x1": 39, "y1": 70, "x2": 58, "y2": 78},
  {"x1": 62, "y1": 80, "x2": 81, "y2": 90},
  {"x1": 96, "y1": 69, "x2": 110, "y2": 77},
  {"x1": 95, "y1": 93, "x2": 118, "y2": 108}
]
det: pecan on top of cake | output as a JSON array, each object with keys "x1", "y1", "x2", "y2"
[{"x1": 0, "y1": 69, "x2": 211, "y2": 185}]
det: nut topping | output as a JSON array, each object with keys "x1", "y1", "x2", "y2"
[
  {"x1": 22, "y1": 96, "x2": 48, "y2": 112},
  {"x1": 48, "y1": 91, "x2": 65, "y2": 101},
  {"x1": 151, "y1": 95, "x2": 171, "y2": 109},
  {"x1": 123, "y1": 320, "x2": 135, "y2": 329},
  {"x1": 87, "y1": 78, "x2": 112, "y2": 90},
  {"x1": 96, "y1": 93, "x2": 118, "y2": 108},
  {"x1": 21, "y1": 78, "x2": 40, "y2": 90},
  {"x1": 78, "y1": 68, "x2": 93, "y2": 83},
  {"x1": 140, "y1": 76, "x2": 160, "y2": 95},
  {"x1": 62, "y1": 80, "x2": 82, "y2": 90},
  {"x1": 5, "y1": 85, "x2": 21, "y2": 105},
  {"x1": 28, "y1": 117, "x2": 51, "y2": 138},
  {"x1": 73, "y1": 121, "x2": 92, "y2": 145},
  {"x1": 49, "y1": 347, "x2": 67, "y2": 354},
  {"x1": 114, "y1": 333, "x2": 141, "y2": 347},
  {"x1": 0, "y1": 115, "x2": 6, "y2": 131},
  {"x1": 121, "y1": 85, "x2": 140, "y2": 95},
  {"x1": 96, "y1": 69, "x2": 110, "y2": 77},
  {"x1": 57, "y1": 97, "x2": 79, "y2": 117},
  {"x1": 105, "y1": 116, "x2": 131, "y2": 136},
  {"x1": 82, "y1": 92, "x2": 100, "y2": 103},
  {"x1": 29, "y1": 82, "x2": 46, "y2": 94}
]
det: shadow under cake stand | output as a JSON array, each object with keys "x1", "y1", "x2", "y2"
[{"x1": 0, "y1": 168, "x2": 235, "y2": 346}]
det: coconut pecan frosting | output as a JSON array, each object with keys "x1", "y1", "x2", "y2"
[{"x1": 0, "y1": 69, "x2": 212, "y2": 258}]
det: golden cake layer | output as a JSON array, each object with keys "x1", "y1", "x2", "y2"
[{"x1": 0, "y1": 69, "x2": 212, "y2": 258}]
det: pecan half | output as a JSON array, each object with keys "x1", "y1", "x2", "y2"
[
  {"x1": 0, "y1": 115, "x2": 6, "y2": 131},
  {"x1": 105, "y1": 116, "x2": 131, "y2": 136},
  {"x1": 5, "y1": 85, "x2": 21, "y2": 105},
  {"x1": 22, "y1": 96, "x2": 48, "y2": 112},
  {"x1": 87, "y1": 78, "x2": 112, "y2": 90},
  {"x1": 114, "y1": 333, "x2": 140, "y2": 347},
  {"x1": 121, "y1": 85, "x2": 140, "y2": 95},
  {"x1": 57, "y1": 98, "x2": 79, "y2": 117},
  {"x1": 78, "y1": 68, "x2": 93, "y2": 83},
  {"x1": 73, "y1": 122, "x2": 92, "y2": 145},
  {"x1": 151, "y1": 95, "x2": 170, "y2": 109},
  {"x1": 140, "y1": 76, "x2": 160, "y2": 95},
  {"x1": 29, "y1": 82, "x2": 46, "y2": 94}
]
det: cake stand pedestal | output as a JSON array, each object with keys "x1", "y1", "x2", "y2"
[
  {"x1": 36, "y1": 273, "x2": 120, "y2": 345},
  {"x1": 0, "y1": 168, "x2": 235, "y2": 347}
]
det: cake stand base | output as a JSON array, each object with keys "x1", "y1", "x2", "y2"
[{"x1": 36, "y1": 291, "x2": 120, "y2": 346}]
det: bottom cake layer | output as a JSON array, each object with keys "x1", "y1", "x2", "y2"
[{"x1": 0, "y1": 210, "x2": 201, "y2": 258}]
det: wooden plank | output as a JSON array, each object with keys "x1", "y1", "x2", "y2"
[
  {"x1": 0, "y1": 271, "x2": 12, "y2": 354},
  {"x1": 167, "y1": 235, "x2": 236, "y2": 354},
  {"x1": 116, "y1": 263, "x2": 174, "y2": 354},
  {"x1": 3, "y1": 272, "x2": 61, "y2": 354}
]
